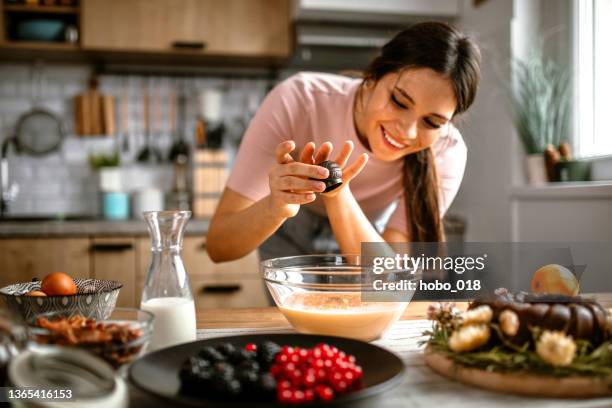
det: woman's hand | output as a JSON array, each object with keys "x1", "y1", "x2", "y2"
[
  {"x1": 300, "y1": 140, "x2": 369, "y2": 198},
  {"x1": 266, "y1": 140, "x2": 330, "y2": 218}
]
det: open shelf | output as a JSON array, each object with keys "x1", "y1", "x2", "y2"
[
  {"x1": 0, "y1": 40, "x2": 78, "y2": 50},
  {"x1": 3, "y1": 4, "x2": 79, "y2": 14}
]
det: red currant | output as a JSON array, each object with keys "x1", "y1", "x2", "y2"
[
  {"x1": 244, "y1": 343, "x2": 257, "y2": 352},
  {"x1": 315, "y1": 385, "x2": 334, "y2": 401}
]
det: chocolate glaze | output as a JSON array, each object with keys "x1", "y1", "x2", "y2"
[{"x1": 470, "y1": 290, "x2": 610, "y2": 346}]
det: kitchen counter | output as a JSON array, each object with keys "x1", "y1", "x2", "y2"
[
  {"x1": 0, "y1": 218, "x2": 210, "y2": 237},
  {"x1": 131, "y1": 295, "x2": 612, "y2": 407}
]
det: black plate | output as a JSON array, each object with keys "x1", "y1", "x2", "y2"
[{"x1": 129, "y1": 333, "x2": 406, "y2": 407}]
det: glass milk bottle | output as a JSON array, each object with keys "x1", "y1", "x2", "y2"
[{"x1": 141, "y1": 210, "x2": 196, "y2": 351}]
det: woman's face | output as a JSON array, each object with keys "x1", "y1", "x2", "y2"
[{"x1": 356, "y1": 68, "x2": 457, "y2": 162}]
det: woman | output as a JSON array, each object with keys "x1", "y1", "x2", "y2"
[{"x1": 206, "y1": 22, "x2": 481, "y2": 262}]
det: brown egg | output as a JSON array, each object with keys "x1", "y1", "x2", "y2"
[
  {"x1": 25, "y1": 290, "x2": 47, "y2": 297},
  {"x1": 41, "y1": 272, "x2": 77, "y2": 296}
]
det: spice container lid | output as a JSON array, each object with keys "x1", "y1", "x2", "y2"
[
  {"x1": 318, "y1": 160, "x2": 343, "y2": 192},
  {"x1": 8, "y1": 345, "x2": 128, "y2": 407}
]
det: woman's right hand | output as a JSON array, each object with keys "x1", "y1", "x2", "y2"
[{"x1": 266, "y1": 140, "x2": 329, "y2": 218}]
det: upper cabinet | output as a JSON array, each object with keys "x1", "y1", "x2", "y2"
[{"x1": 81, "y1": 0, "x2": 291, "y2": 58}]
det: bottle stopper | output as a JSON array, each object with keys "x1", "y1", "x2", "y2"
[{"x1": 317, "y1": 160, "x2": 343, "y2": 192}]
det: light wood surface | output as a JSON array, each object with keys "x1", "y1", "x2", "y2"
[
  {"x1": 197, "y1": 301, "x2": 438, "y2": 330},
  {"x1": 196, "y1": 294, "x2": 612, "y2": 329},
  {"x1": 81, "y1": 0, "x2": 290, "y2": 57}
]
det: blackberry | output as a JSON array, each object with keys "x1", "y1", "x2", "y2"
[
  {"x1": 238, "y1": 359, "x2": 260, "y2": 372},
  {"x1": 179, "y1": 360, "x2": 215, "y2": 396},
  {"x1": 211, "y1": 377, "x2": 242, "y2": 398},
  {"x1": 256, "y1": 341, "x2": 281, "y2": 369},
  {"x1": 237, "y1": 369, "x2": 260, "y2": 391},
  {"x1": 180, "y1": 356, "x2": 210, "y2": 375},
  {"x1": 216, "y1": 342, "x2": 237, "y2": 357},
  {"x1": 213, "y1": 362, "x2": 235, "y2": 380},
  {"x1": 198, "y1": 346, "x2": 226, "y2": 362},
  {"x1": 229, "y1": 348, "x2": 256, "y2": 364},
  {"x1": 258, "y1": 373, "x2": 277, "y2": 396}
]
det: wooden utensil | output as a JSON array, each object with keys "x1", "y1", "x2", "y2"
[{"x1": 101, "y1": 95, "x2": 115, "y2": 136}]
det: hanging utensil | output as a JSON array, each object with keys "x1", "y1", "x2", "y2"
[
  {"x1": 136, "y1": 81, "x2": 162, "y2": 163},
  {"x1": 168, "y1": 86, "x2": 190, "y2": 162},
  {"x1": 120, "y1": 83, "x2": 130, "y2": 153},
  {"x1": 14, "y1": 62, "x2": 64, "y2": 156}
]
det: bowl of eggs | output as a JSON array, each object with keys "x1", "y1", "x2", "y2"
[{"x1": 0, "y1": 272, "x2": 122, "y2": 322}]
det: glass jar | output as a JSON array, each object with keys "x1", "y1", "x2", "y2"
[{"x1": 140, "y1": 211, "x2": 196, "y2": 351}]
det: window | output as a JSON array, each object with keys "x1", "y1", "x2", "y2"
[{"x1": 574, "y1": 0, "x2": 612, "y2": 157}]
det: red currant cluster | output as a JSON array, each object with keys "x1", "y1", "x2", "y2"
[{"x1": 268, "y1": 343, "x2": 363, "y2": 404}]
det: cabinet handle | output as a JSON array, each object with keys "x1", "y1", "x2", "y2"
[
  {"x1": 200, "y1": 284, "x2": 241, "y2": 294},
  {"x1": 90, "y1": 243, "x2": 133, "y2": 252},
  {"x1": 172, "y1": 41, "x2": 206, "y2": 50}
]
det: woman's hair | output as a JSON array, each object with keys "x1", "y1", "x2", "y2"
[{"x1": 362, "y1": 21, "x2": 481, "y2": 242}]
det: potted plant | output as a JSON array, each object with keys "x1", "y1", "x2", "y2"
[
  {"x1": 88, "y1": 151, "x2": 129, "y2": 220},
  {"x1": 510, "y1": 51, "x2": 571, "y2": 184}
]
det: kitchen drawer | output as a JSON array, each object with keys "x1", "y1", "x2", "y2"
[
  {"x1": 135, "y1": 274, "x2": 270, "y2": 309},
  {"x1": 0, "y1": 238, "x2": 90, "y2": 288},
  {"x1": 137, "y1": 236, "x2": 261, "y2": 279},
  {"x1": 90, "y1": 237, "x2": 137, "y2": 308},
  {"x1": 191, "y1": 275, "x2": 270, "y2": 309}
]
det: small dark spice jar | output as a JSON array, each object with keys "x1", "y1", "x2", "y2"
[{"x1": 317, "y1": 160, "x2": 343, "y2": 192}]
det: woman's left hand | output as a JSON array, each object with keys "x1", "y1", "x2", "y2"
[{"x1": 298, "y1": 140, "x2": 369, "y2": 198}]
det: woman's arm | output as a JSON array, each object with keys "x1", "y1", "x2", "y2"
[
  {"x1": 323, "y1": 187, "x2": 409, "y2": 254},
  {"x1": 317, "y1": 141, "x2": 409, "y2": 253},
  {"x1": 206, "y1": 141, "x2": 329, "y2": 262},
  {"x1": 205, "y1": 188, "x2": 288, "y2": 262}
]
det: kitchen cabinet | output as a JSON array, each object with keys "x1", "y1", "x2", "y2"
[
  {"x1": 81, "y1": 0, "x2": 291, "y2": 57},
  {"x1": 136, "y1": 236, "x2": 266, "y2": 307},
  {"x1": 0, "y1": 238, "x2": 90, "y2": 289},
  {"x1": 90, "y1": 236, "x2": 137, "y2": 308},
  {"x1": 0, "y1": 235, "x2": 265, "y2": 308}
]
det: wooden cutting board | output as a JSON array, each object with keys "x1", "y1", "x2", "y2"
[
  {"x1": 74, "y1": 77, "x2": 115, "y2": 136},
  {"x1": 425, "y1": 346, "x2": 612, "y2": 398}
]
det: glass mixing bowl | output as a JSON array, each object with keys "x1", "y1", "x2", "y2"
[{"x1": 261, "y1": 254, "x2": 412, "y2": 342}]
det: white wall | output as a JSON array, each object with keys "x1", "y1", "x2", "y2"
[
  {"x1": 450, "y1": 0, "x2": 575, "y2": 242},
  {"x1": 450, "y1": 0, "x2": 516, "y2": 242}
]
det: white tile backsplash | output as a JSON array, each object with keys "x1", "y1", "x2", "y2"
[{"x1": 0, "y1": 64, "x2": 268, "y2": 217}]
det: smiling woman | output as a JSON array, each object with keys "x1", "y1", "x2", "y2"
[{"x1": 205, "y1": 22, "x2": 481, "y2": 263}]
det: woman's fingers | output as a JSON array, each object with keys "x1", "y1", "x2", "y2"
[
  {"x1": 275, "y1": 140, "x2": 296, "y2": 164},
  {"x1": 334, "y1": 141, "x2": 354, "y2": 168},
  {"x1": 299, "y1": 142, "x2": 316, "y2": 165},
  {"x1": 342, "y1": 153, "x2": 369, "y2": 182},
  {"x1": 276, "y1": 161, "x2": 329, "y2": 179},
  {"x1": 277, "y1": 176, "x2": 326, "y2": 192},
  {"x1": 276, "y1": 191, "x2": 317, "y2": 205},
  {"x1": 314, "y1": 142, "x2": 333, "y2": 164}
]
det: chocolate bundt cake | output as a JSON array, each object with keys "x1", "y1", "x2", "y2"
[{"x1": 470, "y1": 289, "x2": 610, "y2": 346}]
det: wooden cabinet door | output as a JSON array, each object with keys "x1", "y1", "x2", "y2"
[
  {"x1": 82, "y1": 0, "x2": 212, "y2": 52},
  {"x1": 202, "y1": 0, "x2": 291, "y2": 57},
  {"x1": 136, "y1": 236, "x2": 265, "y2": 307},
  {"x1": 82, "y1": 0, "x2": 290, "y2": 57},
  {"x1": 0, "y1": 238, "x2": 90, "y2": 289},
  {"x1": 90, "y1": 237, "x2": 137, "y2": 308},
  {"x1": 191, "y1": 275, "x2": 270, "y2": 309}
]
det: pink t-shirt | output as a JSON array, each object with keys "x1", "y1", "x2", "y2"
[{"x1": 226, "y1": 72, "x2": 467, "y2": 235}]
